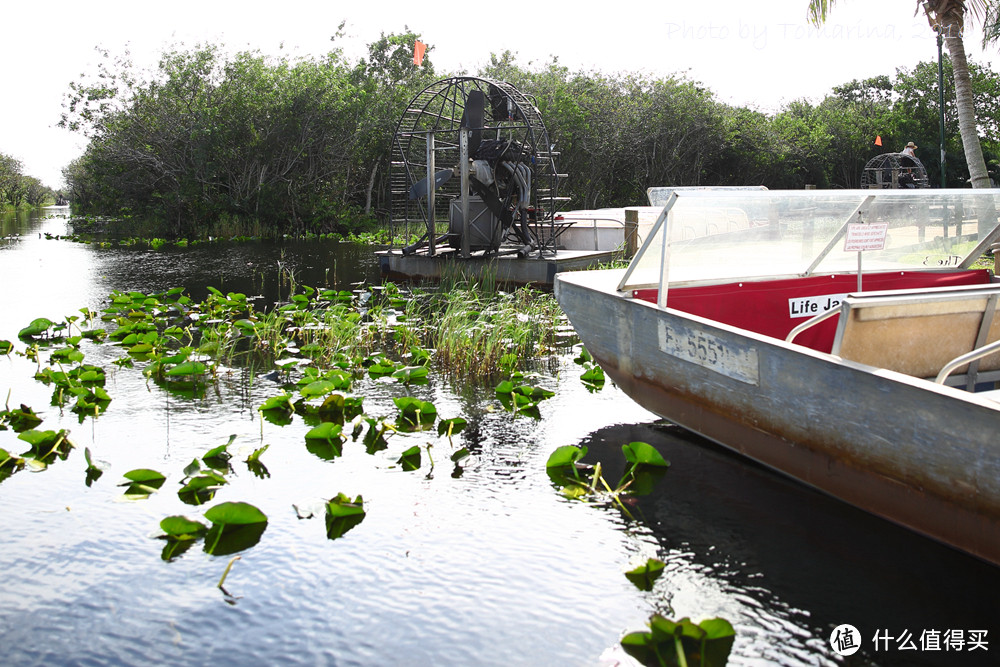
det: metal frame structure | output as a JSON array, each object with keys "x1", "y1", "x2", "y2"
[
  {"x1": 388, "y1": 77, "x2": 566, "y2": 258},
  {"x1": 861, "y1": 152, "x2": 930, "y2": 189}
]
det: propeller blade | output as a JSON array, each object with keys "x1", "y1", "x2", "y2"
[
  {"x1": 408, "y1": 169, "x2": 454, "y2": 200},
  {"x1": 460, "y1": 90, "x2": 485, "y2": 157}
]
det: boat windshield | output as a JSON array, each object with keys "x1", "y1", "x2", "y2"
[{"x1": 618, "y1": 189, "x2": 1000, "y2": 293}]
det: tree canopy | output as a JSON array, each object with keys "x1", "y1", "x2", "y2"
[{"x1": 54, "y1": 33, "x2": 1000, "y2": 237}]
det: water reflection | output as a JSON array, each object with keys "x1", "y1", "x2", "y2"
[
  {"x1": 579, "y1": 422, "x2": 1000, "y2": 666},
  {"x1": 1, "y1": 208, "x2": 997, "y2": 667}
]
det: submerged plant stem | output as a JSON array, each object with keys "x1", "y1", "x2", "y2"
[{"x1": 217, "y1": 555, "x2": 241, "y2": 589}]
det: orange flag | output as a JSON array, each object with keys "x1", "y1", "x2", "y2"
[
  {"x1": 874, "y1": 135, "x2": 883, "y2": 146},
  {"x1": 413, "y1": 41, "x2": 426, "y2": 66}
]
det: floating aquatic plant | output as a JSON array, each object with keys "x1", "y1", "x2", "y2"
[
  {"x1": 83, "y1": 447, "x2": 103, "y2": 486},
  {"x1": 201, "y1": 434, "x2": 236, "y2": 469},
  {"x1": 495, "y1": 373, "x2": 554, "y2": 419},
  {"x1": 158, "y1": 515, "x2": 210, "y2": 560},
  {"x1": 245, "y1": 445, "x2": 270, "y2": 479},
  {"x1": 120, "y1": 468, "x2": 166, "y2": 498},
  {"x1": 393, "y1": 396, "x2": 437, "y2": 431},
  {"x1": 203, "y1": 501, "x2": 268, "y2": 556},
  {"x1": 624, "y1": 558, "x2": 666, "y2": 592},
  {"x1": 178, "y1": 471, "x2": 228, "y2": 506},
  {"x1": 545, "y1": 441, "x2": 668, "y2": 514},
  {"x1": 304, "y1": 422, "x2": 346, "y2": 460},
  {"x1": 437, "y1": 417, "x2": 467, "y2": 446},
  {"x1": 620, "y1": 614, "x2": 735, "y2": 667},
  {"x1": 324, "y1": 493, "x2": 365, "y2": 539},
  {"x1": 1, "y1": 403, "x2": 43, "y2": 432},
  {"x1": 396, "y1": 445, "x2": 422, "y2": 471},
  {"x1": 18, "y1": 317, "x2": 55, "y2": 340}
]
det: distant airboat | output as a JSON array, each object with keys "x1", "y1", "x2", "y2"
[
  {"x1": 862, "y1": 152, "x2": 930, "y2": 189},
  {"x1": 376, "y1": 76, "x2": 619, "y2": 286}
]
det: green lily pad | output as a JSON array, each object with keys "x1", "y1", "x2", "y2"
[
  {"x1": 545, "y1": 445, "x2": 587, "y2": 469},
  {"x1": 204, "y1": 501, "x2": 268, "y2": 526},
  {"x1": 393, "y1": 397, "x2": 437, "y2": 429},
  {"x1": 622, "y1": 441, "x2": 670, "y2": 468},
  {"x1": 621, "y1": 614, "x2": 735, "y2": 667},
  {"x1": 165, "y1": 360, "x2": 208, "y2": 377},
  {"x1": 324, "y1": 493, "x2": 366, "y2": 539},
  {"x1": 120, "y1": 468, "x2": 166, "y2": 497},
  {"x1": 437, "y1": 417, "x2": 467, "y2": 438},
  {"x1": 178, "y1": 472, "x2": 227, "y2": 505},
  {"x1": 305, "y1": 423, "x2": 345, "y2": 460},
  {"x1": 19, "y1": 317, "x2": 54, "y2": 339},
  {"x1": 202, "y1": 501, "x2": 268, "y2": 555},
  {"x1": 397, "y1": 445, "x2": 422, "y2": 471},
  {"x1": 624, "y1": 558, "x2": 666, "y2": 592},
  {"x1": 160, "y1": 515, "x2": 208, "y2": 540}
]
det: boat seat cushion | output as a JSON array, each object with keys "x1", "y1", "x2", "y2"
[{"x1": 832, "y1": 283, "x2": 1000, "y2": 379}]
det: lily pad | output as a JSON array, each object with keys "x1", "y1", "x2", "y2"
[
  {"x1": 621, "y1": 614, "x2": 735, "y2": 667},
  {"x1": 437, "y1": 417, "x2": 467, "y2": 439},
  {"x1": 165, "y1": 360, "x2": 208, "y2": 377},
  {"x1": 120, "y1": 468, "x2": 166, "y2": 497},
  {"x1": 624, "y1": 558, "x2": 666, "y2": 592},
  {"x1": 545, "y1": 445, "x2": 587, "y2": 469},
  {"x1": 393, "y1": 397, "x2": 437, "y2": 430},
  {"x1": 18, "y1": 317, "x2": 54, "y2": 339},
  {"x1": 304, "y1": 422, "x2": 345, "y2": 459},
  {"x1": 396, "y1": 445, "x2": 422, "y2": 471},
  {"x1": 203, "y1": 501, "x2": 268, "y2": 556},
  {"x1": 178, "y1": 472, "x2": 227, "y2": 505},
  {"x1": 622, "y1": 441, "x2": 670, "y2": 468},
  {"x1": 324, "y1": 493, "x2": 366, "y2": 539},
  {"x1": 160, "y1": 515, "x2": 208, "y2": 540},
  {"x1": 3, "y1": 404, "x2": 43, "y2": 432}
]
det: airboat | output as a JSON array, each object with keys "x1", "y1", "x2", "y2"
[
  {"x1": 376, "y1": 77, "x2": 623, "y2": 286},
  {"x1": 556, "y1": 188, "x2": 1000, "y2": 565},
  {"x1": 862, "y1": 152, "x2": 930, "y2": 189}
]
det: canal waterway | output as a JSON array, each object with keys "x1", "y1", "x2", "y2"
[{"x1": 1, "y1": 207, "x2": 997, "y2": 666}]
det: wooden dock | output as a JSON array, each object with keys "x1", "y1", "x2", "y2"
[{"x1": 376, "y1": 248, "x2": 619, "y2": 288}]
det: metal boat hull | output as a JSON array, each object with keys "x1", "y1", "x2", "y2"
[{"x1": 556, "y1": 269, "x2": 1000, "y2": 565}]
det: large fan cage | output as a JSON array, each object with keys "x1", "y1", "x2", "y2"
[
  {"x1": 388, "y1": 76, "x2": 564, "y2": 253},
  {"x1": 862, "y1": 152, "x2": 930, "y2": 189}
]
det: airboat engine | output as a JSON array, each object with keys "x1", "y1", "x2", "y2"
[{"x1": 389, "y1": 77, "x2": 561, "y2": 258}]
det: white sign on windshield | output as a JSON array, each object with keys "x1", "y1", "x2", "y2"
[{"x1": 844, "y1": 223, "x2": 889, "y2": 252}]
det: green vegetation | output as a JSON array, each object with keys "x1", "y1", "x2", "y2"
[
  {"x1": 0, "y1": 151, "x2": 59, "y2": 210},
  {"x1": 622, "y1": 614, "x2": 736, "y2": 667},
  {"x1": 1, "y1": 277, "x2": 569, "y2": 489},
  {"x1": 49, "y1": 30, "x2": 1000, "y2": 239},
  {"x1": 3, "y1": 270, "x2": 733, "y2": 661}
]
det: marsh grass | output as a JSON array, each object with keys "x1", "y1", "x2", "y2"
[{"x1": 401, "y1": 279, "x2": 565, "y2": 380}]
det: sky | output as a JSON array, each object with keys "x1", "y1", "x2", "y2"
[{"x1": 3, "y1": 0, "x2": 997, "y2": 189}]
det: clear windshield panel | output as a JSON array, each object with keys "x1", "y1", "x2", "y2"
[{"x1": 619, "y1": 189, "x2": 1000, "y2": 292}]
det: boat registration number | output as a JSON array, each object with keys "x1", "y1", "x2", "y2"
[{"x1": 657, "y1": 321, "x2": 760, "y2": 385}]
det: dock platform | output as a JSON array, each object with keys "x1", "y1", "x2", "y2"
[{"x1": 376, "y1": 248, "x2": 619, "y2": 288}]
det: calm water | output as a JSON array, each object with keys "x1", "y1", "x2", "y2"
[{"x1": 1, "y1": 208, "x2": 997, "y2": 666}]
